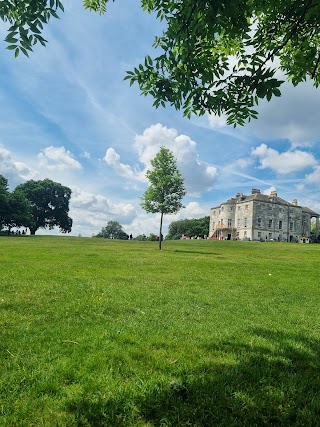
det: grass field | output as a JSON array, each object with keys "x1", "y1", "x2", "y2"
[{"x1": 1, "y1": 236, "x2": 320, "y2": 426}]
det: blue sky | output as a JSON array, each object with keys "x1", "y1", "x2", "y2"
[{"x1": 1, "y1": 0, "x2": 320, "y2": 237}]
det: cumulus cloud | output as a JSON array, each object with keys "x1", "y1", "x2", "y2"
[
  {"x1": 37, "y1": 146, "x2": 82, "y2": 171},
  {"x1": 0, "y1": 145, "x2": 36, "y2": 187},
  {"x1": 206, "y1": 80, "x2": 320, "y2": 148},
  {"x1": 304, "y1": 166, "x2": 320, "y2": 187},
  {"x1": 69, "y1": 186, "x2": 137, "y2": 236},
  {"x1": 251, "y1": 144, "x2": 318, "y2": 174},
  {"x1": 104, "y1": 147, "x2": 146, "y2": 182},
  {"x1": 104, "y1": 123, "x2": 218, "y2": 196},
  {"x1": 263, "y1": 186, "x2": 277, "y2": 196}
]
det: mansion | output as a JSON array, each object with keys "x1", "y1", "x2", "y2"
[{"x1": 209, "y1": 189, "x2": 319, "y2": 242}]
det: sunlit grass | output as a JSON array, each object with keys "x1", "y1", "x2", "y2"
[{"x1": 1, "y1": 236, "x2": 320, "y2": 426}]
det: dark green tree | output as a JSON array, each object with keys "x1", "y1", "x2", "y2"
[
  {"x1": 15, "y1": 179, "x2": 72, "y2": 235},
  {"x1": 0, "y1": 175, "x2": 10, "y2": 230},
  {"x1": 5, "y1": 191, "x2": 32, "y2": 233},
  {"x1": 0, "y1": 175, "x2": 32, "y2": 233},
  {"x1": 167, "y1": 216, "x2": 210, "y2": 240},
  {"x1": 141, "y1": 147, "x2": 186, "y2": 250},
  {"x1": 95, "y1": 220, "x2": 129, "y2": 240}
]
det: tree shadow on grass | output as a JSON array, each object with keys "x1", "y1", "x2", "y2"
[{"x1": 67, "y1": 328, "x2": 320, "y2": 426}]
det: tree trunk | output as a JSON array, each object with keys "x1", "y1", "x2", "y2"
[
  {"x1": 159, "y1": 212, "x2": 163, "y2": 250},
  {"x1": 29, "y1": 227, "x2": 37, "y2": 235}
]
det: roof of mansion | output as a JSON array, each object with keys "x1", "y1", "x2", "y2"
[{"x1": 211, "y1": 189, "x2": 319, "y2": 217}]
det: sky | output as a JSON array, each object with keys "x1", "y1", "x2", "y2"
[{"x1": 1, "y1": 0, "x2": 320, "y2": 237}]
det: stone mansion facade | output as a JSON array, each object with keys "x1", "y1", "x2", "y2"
[{"x1": 209, "y1": 189, "x2": 319, "y2": 242}]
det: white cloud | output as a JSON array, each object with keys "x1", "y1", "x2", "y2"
[
  {"x1": 81, "y1": 151, "x2": 91, "y2": 159},
  {"x1": 105, "y1": 123, "x2": 218, "y2": 196},
  {"x1": 104, "y1": 147, "x2": 146, "y2": 182},
  {"x1": 206, "y1": 80, "x2": 320, "y2": 148},
  {"x1": 69, "y1": 186, "x2": 137, "y2": 236},
  {"x1": 263, "y1": 186, "x2": 277, "y2": 196},
  {"x1": 37, "y1": 146, "x2": 82, "y2": 171},
  {"x1": 243, "y1": 81, "x2": 320, "y2": 147},
  {"x1": 0, "y1": 145, "x2": 36, "y2": 187},
  {"x1": 251, "y1": 144, "x2": 318, "y2": 174},
  {"x1": 304, "y1": 166, "x2": 320, "y2": 186},
  {"x1": 207, "y1": 113, "x2": 228, "y2": 129}
]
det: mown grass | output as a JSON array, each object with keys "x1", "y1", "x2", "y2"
[{"x1": 1, "y1": 236, "x2": 320, "y2": 426}]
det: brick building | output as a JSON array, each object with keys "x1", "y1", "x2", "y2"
[{"x1": 209, "y1": 189, "x2": 319, "y2": 242}]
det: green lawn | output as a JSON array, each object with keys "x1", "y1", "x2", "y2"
[{"x1": 1, "y1": 236, "x2": 320, "y2": 426}]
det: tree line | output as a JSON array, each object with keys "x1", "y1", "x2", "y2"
[{"x1": 0, "y1": 175, "x2": 72, "y2": 235}]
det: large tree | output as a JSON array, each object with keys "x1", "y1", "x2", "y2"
[
  {"x1": 5, "y1": 1, "x2": 320, "y2": 125},
  {"x1": 0, "y1": 175, "x2": 32, "y2": 233},
  {"x1": 95, "y1": 220, "x2": 129, "y2": 239},
  {"x1": 141, "y1": 147, "x2": 186, "y2": 250},
  {"x1": 15, "y1": 179, "x2": 72, "y2": 235}
]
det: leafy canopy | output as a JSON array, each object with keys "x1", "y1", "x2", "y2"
[
  {"x1": 167, "y1": 216, "x2": 210, "y2": 240},
  {"x1": 141, "y1": 146, "x2": 186, "y2": 215},
  {"x1": 15, "y1": 178, "x2": 72, "y2": 235},
  {"x1": 95, "y1": 220, "x2": 129, "y2": 239},
  {"x1": 4, "y1": 1, "x2": 320, "y2": 125},
  {"x1": 1, "y1": 0, "x2": 64, "y2": 58},
  {"x1": 141, "y1": 147, "x2": 186, "y2": 249},
  {"x1": 0, "y1": 175, "x2": 32, "y2": 231},
  {"x1": 86, "y1": 0, "x2": 320, "y2": 126}
]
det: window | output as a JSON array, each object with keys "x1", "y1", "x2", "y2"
[
  {"x1": 245, "y1": 204, "x2": 248, "y2": 211},
  {"x1": 212, "y1": 222, "x2": 215, "y2": 230},
  {"x1": 238, "y1": 205, "x2": 241, "y2": 211},
  {"x1": 237, "y1": 218, "x2": 240, "y2": 228},
  {"x1": 279, "y1": 220, "x2": 282, "y2": 230},
  {"x1": 268, "y1": 219, "x2": 273, "y2": 228},
  {"x1": 244, "y1": 231, "x2": 247, "y2": 237},
  {"x1": 228, "y1": 218, "x2": 232, "y2": 228},
  {"x1": 244, "y1": 218, "x2": 247, "y2": 228},
  {"x1": 257, "y1": 217, "x2": 262, "y2": 227},
  {"x1": 269, "y1": 233, "x2": 272, "y2": 239},
  {"x1": 258, "y1": 232, "x2": 261, "y2": 238},
  {"x1": 221, "y1": 206, "x2": 224, "y2": 211},
  {"x1": 290, "y1": 221, "x2": 294, "y2": 231},
  {"x1": 221, "y1": 219, "x2": 224, "y2": 227}
]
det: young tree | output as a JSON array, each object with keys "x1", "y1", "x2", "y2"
[
  {"x1": 95, "y1": 220, "x2": 128, "y2": 239},
  {"x1": 141, "y1": 147, "x2": 186, "y2": 250},
  {"x1": 15, "y1": 179, "x2": 72, "y2": 235}
]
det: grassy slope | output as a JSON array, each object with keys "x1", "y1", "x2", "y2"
[{"x1": 0, "y1": 236, "x2": 320, "y2": 426}]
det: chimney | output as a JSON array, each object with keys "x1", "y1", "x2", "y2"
[
  {"x1": 251, "y1": 188, "x2": 261, "y2": 194},
  {"x1": 269, "y1": 190, "x2": 277, "y2": 198},
  {"x1": 291, "y1": 199, "x2": 298, "y2": 206}
]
